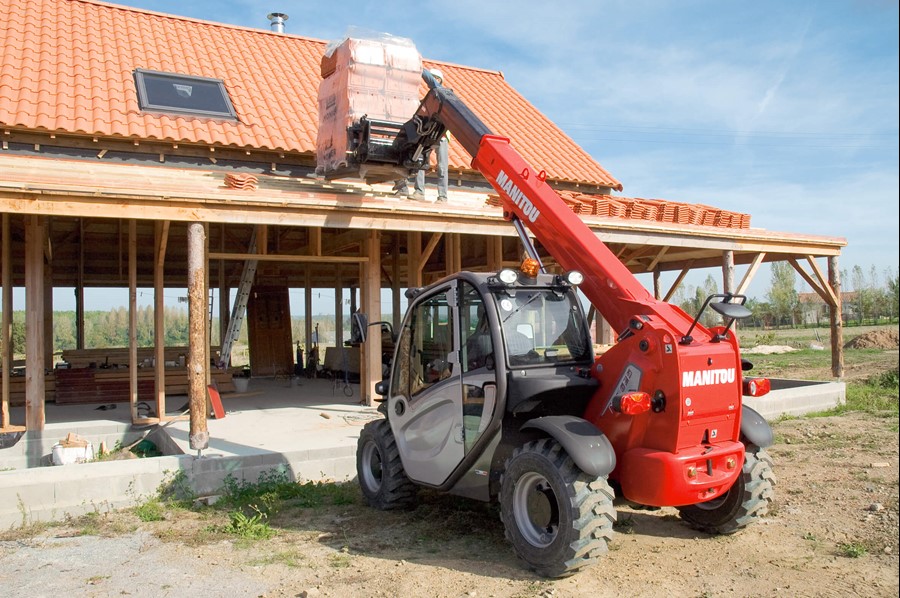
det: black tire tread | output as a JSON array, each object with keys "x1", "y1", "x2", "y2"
[
  {"x1": 500, "y1": 438, "x2": 616, "y2": 578},
  {"x1": 357, "y1": 419, "x2": 417, "y2": 510}
]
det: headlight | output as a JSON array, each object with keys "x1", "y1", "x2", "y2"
[
  {"x1": 497, "y1": 268, "x2": 518, "y2": 284},
  {"x1": 563, "y1": 270, "x2": 584, "y2": 286}
]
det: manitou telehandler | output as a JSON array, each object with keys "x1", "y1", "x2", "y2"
[{"x1": 351, "y1": 67, "x2": 776, "y2": 578}]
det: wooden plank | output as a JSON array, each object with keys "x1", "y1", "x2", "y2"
[
  {"x1": 662, "y1": 262, "x2": 694, "y2": 302},
  {"x1": 806, "y1": 255, "x2": 839, "y2": 307},
  {"x1": 733, "y1": 253, "x2": 765, "y2": 297},
  {"x1": 788, "y1": 257, "x2": 828, "y2": 302},
  {"x1": 208, "y1": 252, "x2": 366, "y2": 263}
]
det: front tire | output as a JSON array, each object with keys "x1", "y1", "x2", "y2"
[
  {"x1": 500, "y1": 438, "x2": 616, "y2": 578},
  {"x1": 678, "y1": 446, "x2": 776, "y2": 534},
  {"x1": 356, "y1": 419, "x2": 417, "y2": 510}
]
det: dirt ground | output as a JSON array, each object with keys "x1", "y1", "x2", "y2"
[
  {"x1": 0, "y1": 409, "x2": 896, "y2": 598},
  {"x1": 2, "y1": 330, "x2": 897, "y2": 597}
]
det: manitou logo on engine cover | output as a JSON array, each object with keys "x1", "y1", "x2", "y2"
[
  {"x1": 495, "y1": 170, "x2": 541, "y2": 223},
  {"x1": 682, "y1": 368, "x2": 736, "y2": 388}
]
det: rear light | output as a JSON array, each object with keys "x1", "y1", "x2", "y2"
[
  {"x1": 613, "y1": 391, "x2": 652, "y2": 415},
  {"x1": 743, "y1": 377, "x2": 771, "y2": 397}
]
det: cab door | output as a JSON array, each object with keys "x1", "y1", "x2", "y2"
[{"x1": 388, "y1": 283, "x2": 464, "y2": 486}]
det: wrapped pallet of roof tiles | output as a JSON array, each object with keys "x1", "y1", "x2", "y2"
[{"x1": 316, "y1": 31, "x2": 422, "y2": 177}]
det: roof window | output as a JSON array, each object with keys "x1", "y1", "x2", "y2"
[{"x1": 134, "y1": 69, "x2": 237, "y2": 120}]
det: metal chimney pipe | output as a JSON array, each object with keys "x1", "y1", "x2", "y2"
[{"x1": 267, "y1": 12, "x2": 288, "y2": 33}]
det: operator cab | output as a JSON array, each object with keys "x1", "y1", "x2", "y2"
[{"x1": 379, "y1": 264, "x2": 597, "y2": 491}]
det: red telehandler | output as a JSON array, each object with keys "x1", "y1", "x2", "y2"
[{"x1": 351, "y1": 68, "x2": 775, "y2": 577}]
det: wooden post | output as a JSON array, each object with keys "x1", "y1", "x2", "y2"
[
  {"x1": 187, "y1": 223, "x2": 208, "y2": 451},
  {"x1": 334, "y1": 266, "x2": 344, "y2": 348},
  {"x1": 487, "y1": 235, "x2": 503, "y2": 271},
  {"x1": 407, "y1": 231, "x2": 422, "y2": 288},
  {"x1": 76, "y1": 218, "x2": 84, "y2": 349},
  {"x1": 129, "y1": 220, "x2": 138, "y2": 420},
  {"x1": 24, "y1": 215, "x2": 45, "y2": 431},
  {"x1": 722, "y1": 250, "x2": 735, "y2": 294},
  {"x1": 653, "y1": 267, "x2": 661, "y2": 300},
  {"x1": 392, "y1": 236, "x2": 401, "y2": 332},
  {"x1": 43, "y1": 233, "x2": 53, "y2": 371},
  {"x1": 218, "y1": 223, "x2": 227, "y2": 346},
  {"x1": 304, "y1": 268, "x2": 313, "y2": 359},
  {"x1": 364, "y1": 231, "x2": 382, "y2": 406},
  {"x1": 154, "y1": 221, "x2": 170, "y2": 420},
  {"x1": 1, "y1": 214, "x2": 11, "y2": 429},
  {"x1": 828, "y1": 256, "x2": 844, "y2": 379}
]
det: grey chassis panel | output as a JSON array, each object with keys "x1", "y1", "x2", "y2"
[
  {"x1": 740, "y1": 404, "x2": 774, "y2": 448},
  {"x1": 521, "y1": 415, "x2": 616, "y2": 477}
]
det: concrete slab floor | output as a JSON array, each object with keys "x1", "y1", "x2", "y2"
[{"x1": 5, "y1": 375, "x2": 379, "y2": 459}]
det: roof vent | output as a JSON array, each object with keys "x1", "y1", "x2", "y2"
[{"x1": 267, "y1": 12, "x2": 288, "y2": 33}]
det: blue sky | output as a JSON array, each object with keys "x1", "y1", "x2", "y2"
[{"x1": 19, "y1": 0, "x2": 900, "y2": 311}]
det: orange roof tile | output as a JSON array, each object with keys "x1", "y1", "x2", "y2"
[{"x1": 0, "y1": 0, "x2": 622, "y2": 190}]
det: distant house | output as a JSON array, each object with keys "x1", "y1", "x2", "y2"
[{"x1": 798, "y1": 292, "x2": 858, "y2": 325}]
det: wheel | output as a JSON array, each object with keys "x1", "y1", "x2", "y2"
[
  {"x1": 678, "y1": 446, "x2": 776, "y2": 535},
  {"x1": 499, "y1": 438, "x2": 616, "y2": 578},
  {"x1": 356, "y1": 419, "x2": 417, "y2": 510}
]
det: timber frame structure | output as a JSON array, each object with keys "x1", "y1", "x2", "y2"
[
  {"x1": 0, "y1": 152, "x2": 846, "y2": 434},
  {"x1": 0, "y1": 1, "x2": 847, "y2": 436}
]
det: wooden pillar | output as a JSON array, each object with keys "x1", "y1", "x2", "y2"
[
  {"x1": 392, "y1": 236, "x2": 401, "y2": 332},
  {"x1": 187, "y1": 223, "x2": 208, "y2": 451},
  {"x1": 363, "y1": 231, "x2": 382, "y2": 406},
  {"x1": 43, "y1": 235, "x2": 53, "y2": 371},
  {"x1": 24, "y1": 215, "x2": 45, "y2": 431},
  {"x1": 128, "y1": 220, "x2": 138, "y2": 420},
  {"x1": 828, "y1": 256, "x2": 844, "y2": 379},
  {"x1": 652, "y1": 267, "x2": 661, "y2": 300},
  {"x1": 595, "y1": 316, "x2": 615, "y2": 346},
  {"x1": 76, "y1": 218, "x2": 84, "y2": 349},
  {"x1": 334, "y1": 266, "x2": 344, "y2": 347},
  {"x1": 154, "y1": 221, "x2": 169, "y2": 420},
  {"x1": 218, "y1": 223, "x2": 228, "y2": 346},
  {"x1": 722, "y1": 250, "x2": 735, "y2": 294},
  {"x1": 407, "y1": 231, "x2": 422, "y2": 288},
  {"x1": 304, "y1": 269, "x2": 313, "y2": 358},
  {"x1": 486, "y1": 236, "x2": 503, "y2": 271},
  {"x1": 1, "y1": 214, "x2": 12, "y2": 429}
]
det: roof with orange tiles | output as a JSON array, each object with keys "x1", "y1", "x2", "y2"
[{"x1": 0, "y1": 0, "x2": 622, "y2": 190}]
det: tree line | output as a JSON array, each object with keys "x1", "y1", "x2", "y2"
[
  {"x1": 672, "y1": 264, "x2": 899, "y2": 329},
  {"x1": 2, "y1": 263, "x2": 896, "y2": 357}
]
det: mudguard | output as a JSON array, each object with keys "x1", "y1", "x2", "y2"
[
  {"x1": 521, "y1": 415, "x2": 616, "y2": 477},
  {"x1": 740, "y1": 405, "x2": 774, "y2": 448}
]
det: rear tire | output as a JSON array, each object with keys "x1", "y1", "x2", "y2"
[
  {"x1": 678, "y1": 446, "x2": 776, "y2": 534},
  {"x1": 356, "y1": 419, "x2": 417, "y2": 510},
  {"x1": 500, "y1": 438, "x2": 616, "y2": 578}
]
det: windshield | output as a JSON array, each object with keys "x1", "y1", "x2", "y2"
[{"x1": 493, "y1": 288, "x2": 592, "y2": 366}]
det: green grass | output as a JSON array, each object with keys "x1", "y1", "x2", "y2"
[
  {"x1": 134, "y1": 499, "x2": 166, "y2": 522},
  {"x1": 837, "y1": 542, "x2": 868, "y2": 558}
]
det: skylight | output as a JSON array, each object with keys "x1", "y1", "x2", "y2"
[{"x1": 134, "y1": 69, "x2": 237, "y2": 120}]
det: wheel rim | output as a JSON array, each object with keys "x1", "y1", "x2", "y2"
[
  {"x1": 512, "y1": 471, "x2": 559, "y2": 548},
  {"x1": 360, "y1": 440, "x2": 384, "y2": 493}
]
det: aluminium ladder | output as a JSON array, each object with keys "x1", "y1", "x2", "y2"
[{"x1": 218, "y1": 228, "x2": 258, "y2": 368}]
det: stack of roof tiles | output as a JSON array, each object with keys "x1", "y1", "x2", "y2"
[
  {"x1": 488, "y1": 191, "x2": 751, "y2": 229},
  {"x1": 223, "y1": 173, "x2": 259, "y2": 191}
]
